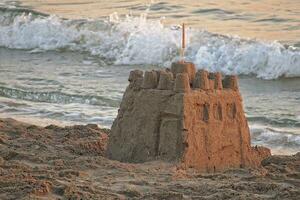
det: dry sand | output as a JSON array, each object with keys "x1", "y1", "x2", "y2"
[{"x1": 0, "y1": 118, "x2": 299, "y2": 199}]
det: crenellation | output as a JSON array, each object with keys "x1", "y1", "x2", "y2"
[
  {"x1": 133, "y1": 65, "x2": 237, "y2": 92},
  {"x1": 128, "y1": 70, "x2": 144, "y2": 90},
  {"x1": 223, "y1": 75, "x2": 239, "y2": 91},
  {"x1": 193, "y1": 70, "x2": 210, "y2": 90},
  {"x1": 174, "y1": 73, "x2": 190, "y2": 93},
  {"x1": 142, "y1": 70, "x2": 159, "y2": 89},
  {"x1": 214, "y1": 72, "x2": 223, "y2": 90},
  {"x1": 157, "y1": 71, "x2": 174, "y2": 90},
  {"x1": 129, "y1": 70, "x2": 143, "y2": 82}
]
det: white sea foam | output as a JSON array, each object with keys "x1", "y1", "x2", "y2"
[
  {"x1": 250, "y1": 124, "x2": 300, "y2": 155},
  {"x1": 0, "y1": 10, "x2": 300, "y2": 79}
]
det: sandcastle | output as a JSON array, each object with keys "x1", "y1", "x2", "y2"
[{"x1": 107, "y1": 61, "x2": 271, "y2": 172}]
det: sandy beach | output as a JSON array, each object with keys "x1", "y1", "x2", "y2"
[
  {"x1": 0, "y1": 118, "x2": 299, "y2": 199},
  {"x1": 0, "y1": 1, "x2": 300, "y2": 199}
]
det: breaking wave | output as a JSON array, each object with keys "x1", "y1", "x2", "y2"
[
  {"x1": 0, "y1": 7, "x2": 300, "y2": 79},
  {"x1": 250, "y1": 125, "x2": 300, "y2": 154}
]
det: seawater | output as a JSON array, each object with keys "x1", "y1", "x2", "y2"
[{"x1": 0, "y1": 0, "x2": 299, "y2": 155}]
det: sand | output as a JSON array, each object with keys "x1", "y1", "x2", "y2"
[{"x1": 0, "y1": 118, "x2": 299, "y2": 199}]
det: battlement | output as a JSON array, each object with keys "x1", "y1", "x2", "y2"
[
  {"x1": 107, "y1": 62, "x2": 270, "y2": 172},
  {"x1": 129, "y1": 62, "x2": 239, "y2": 92}
]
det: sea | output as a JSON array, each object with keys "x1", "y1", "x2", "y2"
[{"x1": 0, "y1": 0, "x2": 299, "y2": 155}]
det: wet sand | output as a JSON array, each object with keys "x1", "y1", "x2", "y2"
[{"x1": 0, "y1": 118, "x2": 299, "y2": 199}]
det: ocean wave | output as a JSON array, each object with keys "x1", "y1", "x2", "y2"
[
  {"x1": 248, "y1": 116, "x2": 300, "y2": 128},
  {"x1": 250, "y1": 125, "x2": 300, "y2": 154},
  {"x1": 0, "y1": 86, "x2": 119, "y2": 107},
  {"x1": 0, "y1": 7, "x2": 300, "y2": 79}
]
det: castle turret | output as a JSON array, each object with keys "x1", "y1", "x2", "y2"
[
  {"x1": 174, "y1": 73, "x2": 190, "y2": 93},
  {"x1": 129, "y1": 70, "x2": 143, "y2": 82},
  {"x1": 142, "y1": 71, "x2": 159, "y2": 89},
  {"x1": 214, "y1": 72, "x2": 223, "y2": 90},
  {"x1": 171, "y1": 62, "x2": 196, "y2": 84},
  {"x1": 157, "y1": 71, "x2": 174, "y2": 90},
  {"x1": 128, "y1": 70, "x2": 143, "y2": 89},
  {"x1": 223, "y1": 75, "x2": 239, "y2": 90},
  {"x1": 208, "y1": 72, "x2": 216, "y2": 90},
  {"x1": 193, "y1": 70, "x2": 210, "y2": 90}
]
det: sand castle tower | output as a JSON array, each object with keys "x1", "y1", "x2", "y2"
[
  {"x1": 107, "y1": 24, "x2": 270, "y2": 172},
  {"x1": 107, "y1": 62, "x2": 271, "y2": 172}
]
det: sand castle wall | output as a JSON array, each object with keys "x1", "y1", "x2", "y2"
[{"x1": 107, "y1": 62, "x2": 270, "y2": 172}]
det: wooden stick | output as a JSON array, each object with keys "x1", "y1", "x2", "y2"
[
  {"x1": 180, "y1": 23, "x2": 186, "y2": 62},
  {"x1": 182, "y1": 23, "x2": 185, "y2": 49}
]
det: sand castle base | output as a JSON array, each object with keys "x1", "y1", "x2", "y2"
[{"x1": 107, "y1": 62, "x2": 270, "y2": 172}]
